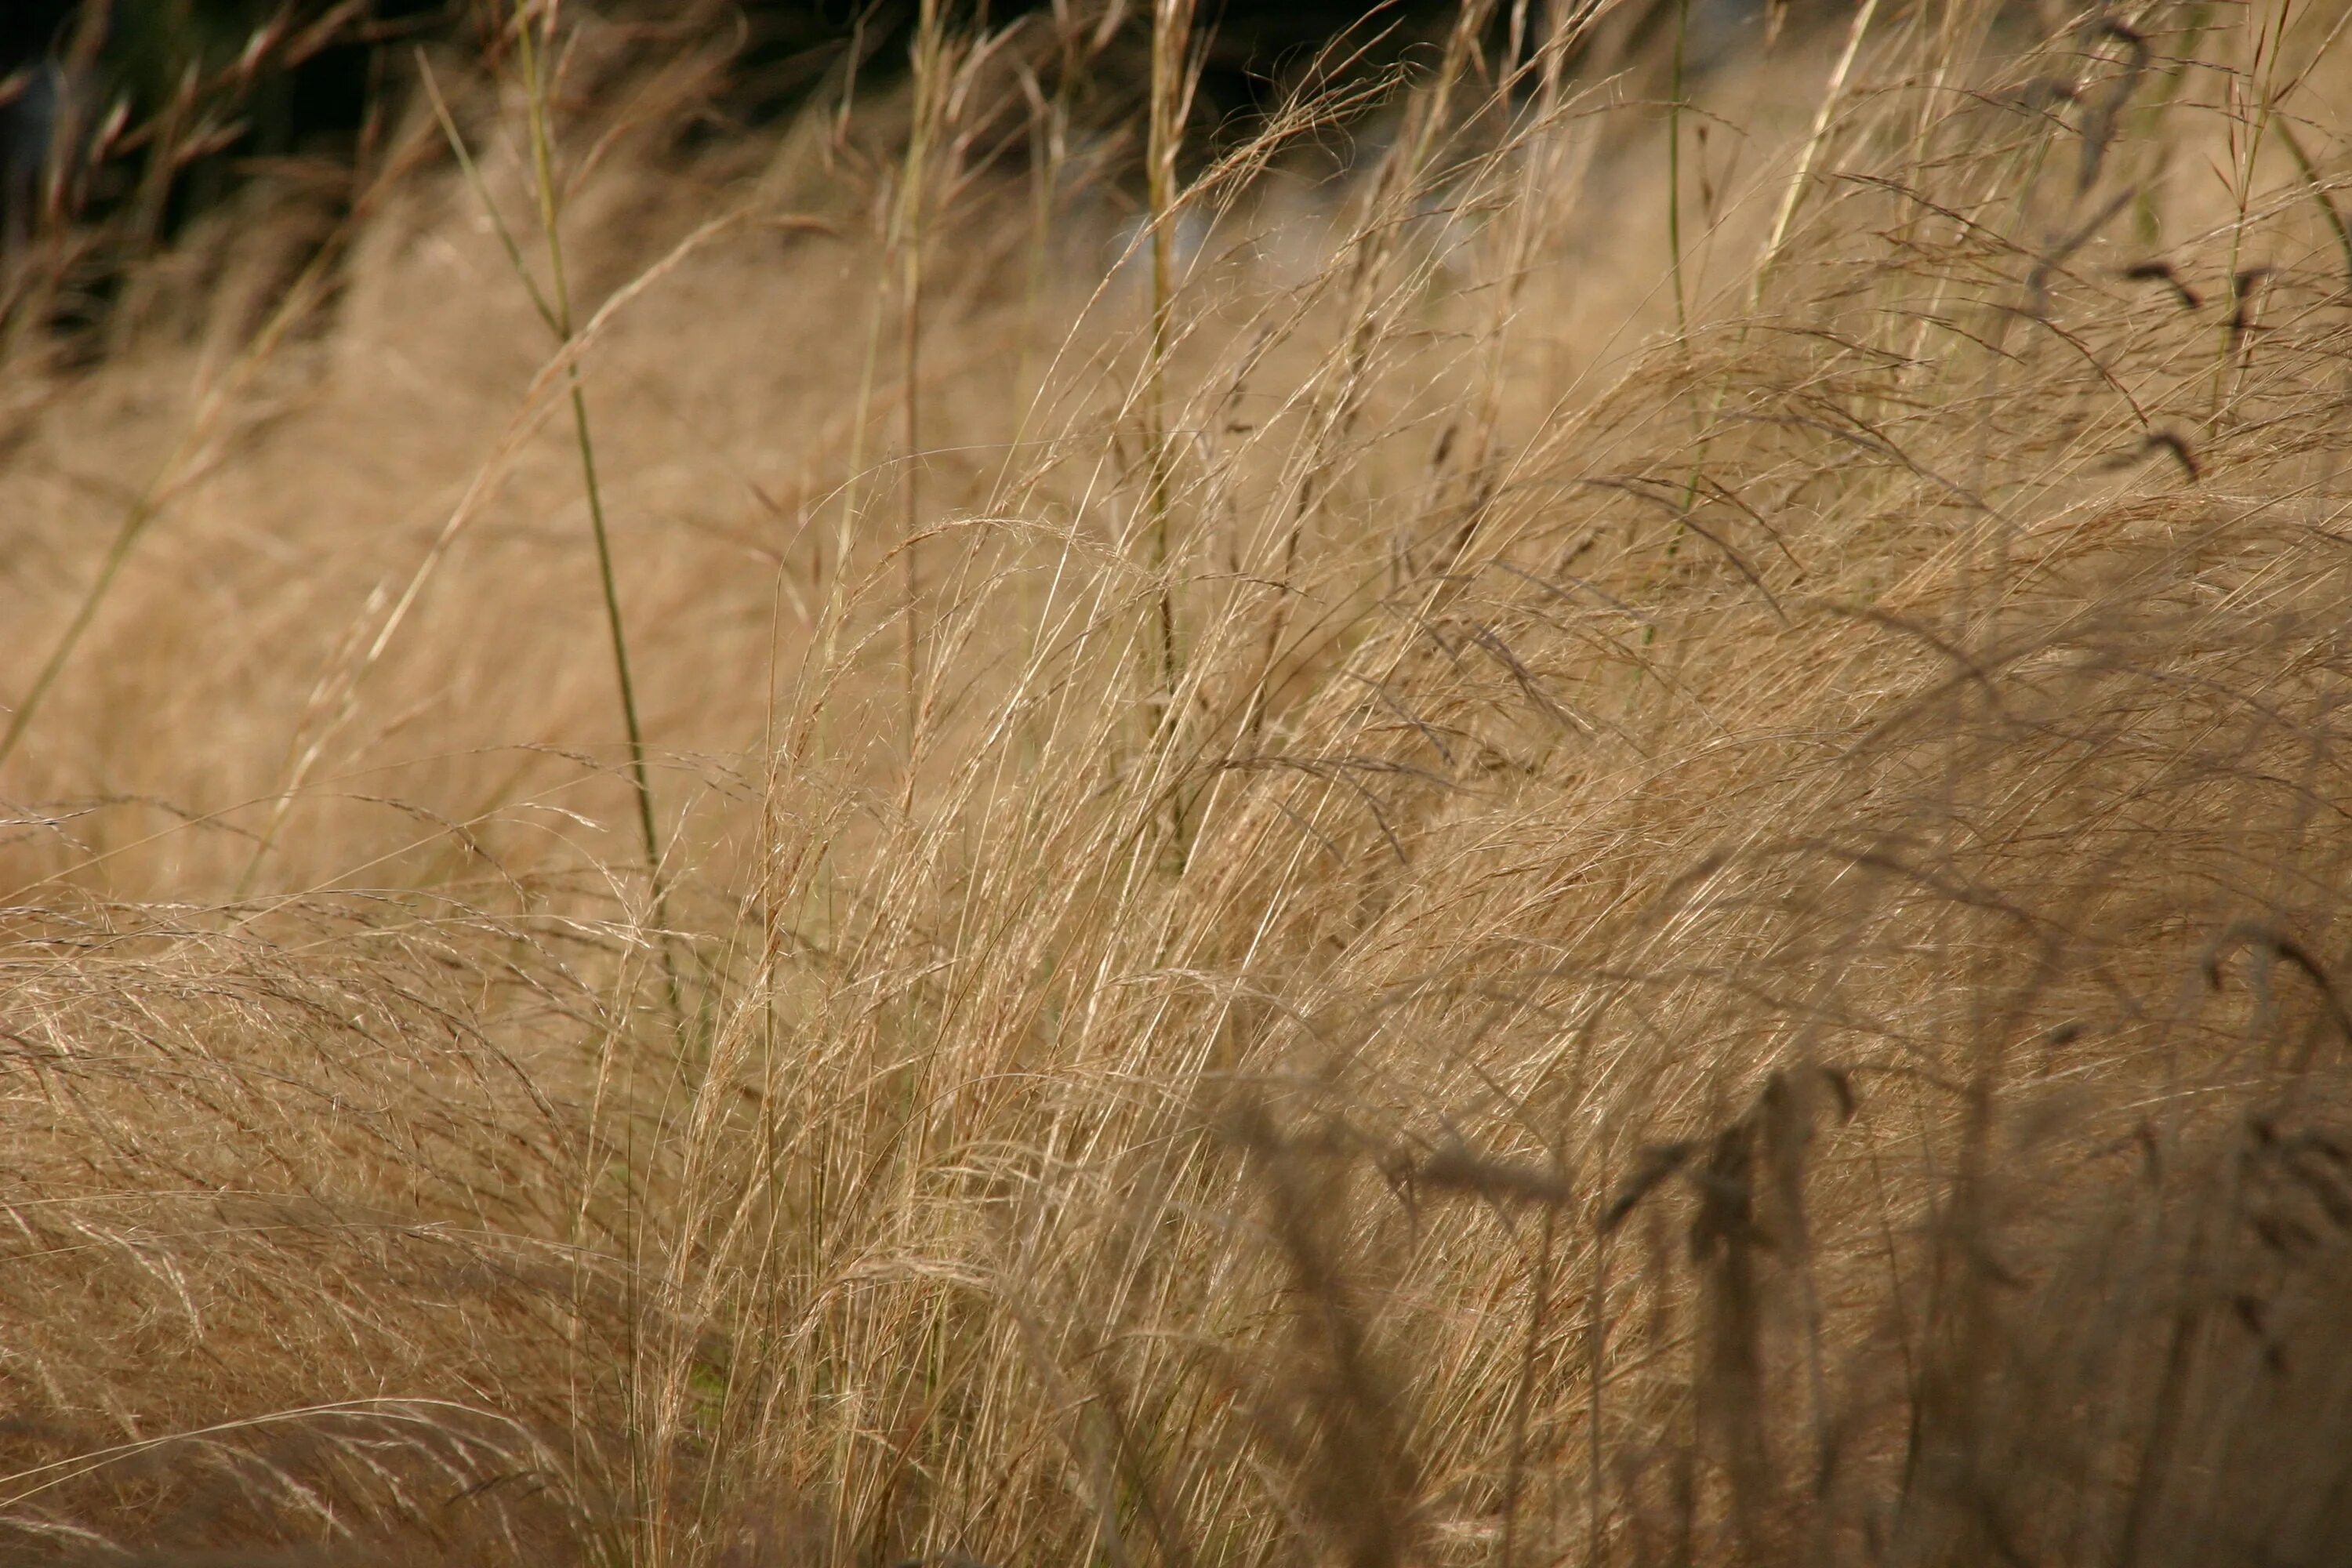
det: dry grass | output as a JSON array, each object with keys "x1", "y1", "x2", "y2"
[{"x1": 3, "y1": 1, "x2": 2352, "y2": 1563}]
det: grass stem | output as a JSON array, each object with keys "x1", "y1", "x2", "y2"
[
  {"x1": 516, "y1": 10, "x2": 678, "y2": 1009},
  {"x1": 898, "y1": 0, "x2": 946, "y2": 758},
  {"x1": 1667, "y1": 0, "x2": 1690, "y2": 341},
  {"x1": 1148, "y1": 0, "x2": 1196, "y2": 861}
]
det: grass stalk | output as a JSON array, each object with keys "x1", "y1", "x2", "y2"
[
  {"x1": 824, "y1": 267, "x2": 892, "y2": 689},
  {"x1": 1014, "y1": 34, "x2": 1077, "y2": 416},
  {"x1": 514, "y1": 10, "x2": 680, "y2": 1009},
  {"x1": 898, "y1": 0, "x2": 946, "y2": 757},
  {"x1": 2274, "y1": 112, "x2": 2352, "y2": 287},
  {"x1": 1147, "y1": 0, "x2": 1196, "y2": 858},
  {"x1": 1667, "y1": 0, "x2": 1690, "y2": 341}
]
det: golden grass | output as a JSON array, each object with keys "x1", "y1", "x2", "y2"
[{"x1": 3, "y1": 2, "x2": 2352, "y2": 1563}]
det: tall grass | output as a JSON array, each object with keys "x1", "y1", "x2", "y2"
[
  {"x1": 4, "y1": 2, "x2": 2352, "y2": 1564},
  {"x1": 509, "y1": 5, "x2": 673, "y2": 975},
  {"x1": 1144, "y1": 0, "x2": 1199, "y2": 859}
]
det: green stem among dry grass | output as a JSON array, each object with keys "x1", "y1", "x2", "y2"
[{"x1": 513, "y1": 9, "x2": 678, "y2": 1004}]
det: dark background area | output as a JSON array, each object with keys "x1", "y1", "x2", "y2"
[
  {"x1": 0, "y1": 0, "x2": 1730, "y2": 319},
  {"x1": 2, "y1": 2, "x2": 1501, "y2": 168}
]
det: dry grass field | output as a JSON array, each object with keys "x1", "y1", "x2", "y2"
[{"x1": 3, "y1": 1, "x2": 2352, "y2": 1563}]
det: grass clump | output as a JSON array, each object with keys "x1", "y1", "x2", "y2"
[{"x1": 3, "y1": 2, "x2": 2352, "y2": 1564}]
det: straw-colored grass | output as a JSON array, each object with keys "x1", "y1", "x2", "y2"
[{"x1": 4, "y1": 2, "x2": 2352, "y2": 1563}]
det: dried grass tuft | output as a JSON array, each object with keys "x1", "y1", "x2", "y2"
[{"x1": 3, "y1": 1, "x2": 2352, "y2": 1563}]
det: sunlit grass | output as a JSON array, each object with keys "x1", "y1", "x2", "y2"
[{"x1": 2, "y1": 2, "x2": 2350, "y2": 1563}]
